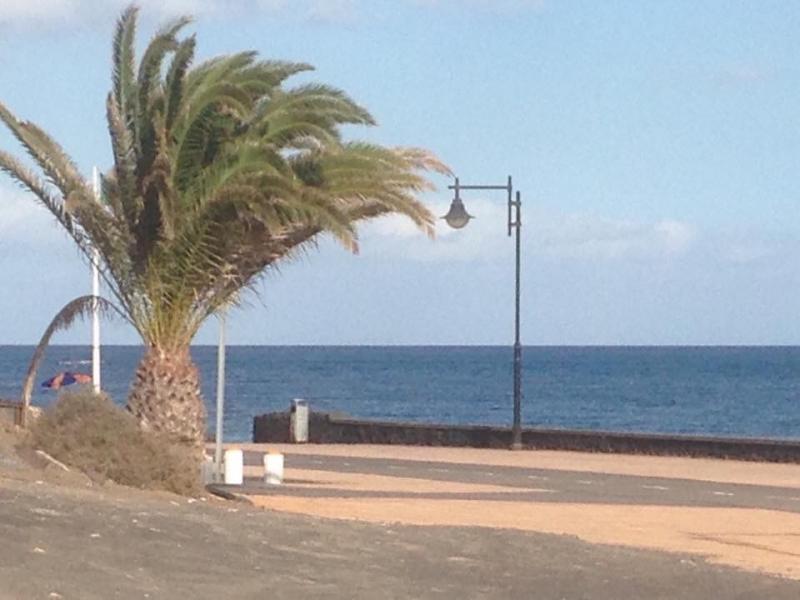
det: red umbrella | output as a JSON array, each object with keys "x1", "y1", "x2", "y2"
[{"x1": 41, "y1": 371, "x2": 92, "y2": 390}]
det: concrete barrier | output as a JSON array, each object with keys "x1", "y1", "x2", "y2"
[
  {"x1": 252, "y1": 410, "x2": 800, "y2": 463},
  {"x1": 0, "y1": 400, "x2": 22, "y2": 427}
]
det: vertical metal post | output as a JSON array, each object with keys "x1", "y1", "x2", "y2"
[
  {"x1": 448, "y1": 175, "x2": 525, "y2": 450},
  {"x1": 215, "y1": 311, "x2": 227, "y2": 481},
  {"x1": 511, "y1": 190, "x2": 523, "y2": 450},
  {"x1": 507, "y1": 176, "x2": 513, "y2": 237},
  {"x1": 91, "y1": 167, "x2": 101, "y2": 394}
]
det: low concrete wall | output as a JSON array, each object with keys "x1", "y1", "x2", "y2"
[
  {"x1": 0, "y1": 400, "x2": 22, "y2": 427},
  {"x1": 253, "y1": 410, "x2": 800, "y2": 463}
]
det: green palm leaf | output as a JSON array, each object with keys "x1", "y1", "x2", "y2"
[{"x1": 0, "y1": 3, "x2": 450, "y2": 444}]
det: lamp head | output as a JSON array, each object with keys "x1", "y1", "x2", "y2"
[
  {"x1": 442, "y1": 179, "x2": 473, "y2": 229},
  {"x1": 443, "y1": 198, "x2": 473, "y2": 229}
]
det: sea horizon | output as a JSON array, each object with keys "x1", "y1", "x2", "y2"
[
  {"x1": 5, "y1": 343, "x2": 800, "y2": 348},
  {"x1": 2, "y1": 345, "x2": 798, "y2": 443}
]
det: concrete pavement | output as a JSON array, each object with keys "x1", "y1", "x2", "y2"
[
  {"x1": 239, "y1": 451, "x2": 800, "y2": 513},
  {"x1": 227, "y1": 444, "x2": 800, "y2": 580}
]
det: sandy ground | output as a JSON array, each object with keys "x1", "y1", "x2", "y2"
[{"x1": 235, "y1": 444, "x2": 800, "y2": 580}]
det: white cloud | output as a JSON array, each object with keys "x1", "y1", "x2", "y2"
[
  {"x1": 362, "y1": 200, "x2": 698, "y2": 264},
  {"x1": 361, "y1": 198, "x2": 509, "y2": 262},
  {"x1": 0, "y1": 0, "x2": 349, "y2": 27},
  {"x1": 721, "y1": 241, "x2": 774, "y2": 264},
  {"x1": 0, "y1": 183, "x2": 68, "y2": 248},
  {"x1": 366, "y1": 213, "x2": 425, "y2": 240},
  {"x1": 0, "y1": 0, "x2": 244, "y2": 26},
  {"x1": 307, "y1": 0, "x2": 358, "y2": 24},
  {"x1": 0, "y1": 186, "x2": 45, "y2": 235},
  {"x1": 536, "y1": 213, "x2": 697, "y2": 261},
  {"x1": 363, "y1": 203, "x2": 800, "y2": 277},
  {"x1": 256, "y1": 0, "x2": 289, "y2": 10},
  {"x1": 0, "y1": 0, "x2": 75, "y2": 23},
  {"x1": 709, "y1": 230, "x2": 797, "y2": 265},
  {"x1": 412, "y1": 0, "x2": 546, "y2": 10},
  {"x1": 714, "y1": 64, "x2": 771, "y2": 87},
  {"x1": 0, "y1": 0, "x2": 546, "y2": 27}
]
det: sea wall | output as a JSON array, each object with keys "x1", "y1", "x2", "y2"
[{"x1": 252, "y1": 410, "x2": 800, "y2": 463}]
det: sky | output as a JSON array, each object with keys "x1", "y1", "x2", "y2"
[{"x1": 1, "y1": 0, "x2": 800, "y2": 345}]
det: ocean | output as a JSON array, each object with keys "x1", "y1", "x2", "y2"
[{"x1": 1, "y1": 345, "x2": 798, "y2": 442}]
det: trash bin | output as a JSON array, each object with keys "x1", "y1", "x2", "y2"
[{"x1": 290, "y1": 399, "x2": 309, "y2": 443}]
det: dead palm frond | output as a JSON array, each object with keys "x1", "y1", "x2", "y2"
[{"x1": 20, "y1": 295, "x2": 126, "y2": 425}]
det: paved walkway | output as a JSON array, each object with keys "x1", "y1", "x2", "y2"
[
  {"x1": 225, "y1": 444, "x2": 800, "y2": 580},
  {"x1": 2, "y1": 473, "x2": 799, "y2": 599},
  {"x1": 1, "y1": 431, "x2": 799, "y2": 599}
]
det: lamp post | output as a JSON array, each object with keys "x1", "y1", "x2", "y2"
[{"x1": 443, "y1": 175, "x2": 523, "y2": 450}]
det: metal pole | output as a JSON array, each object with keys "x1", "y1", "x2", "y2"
[
  {"x1": 511, "y1": 190, "x2": 523, "y2": 450},
  {"x1": 91, "y1": 167, "x2": 101, "y2": 394},
  {"x1": 214, "y1": 311, "x2": 227, "y2": 481}
]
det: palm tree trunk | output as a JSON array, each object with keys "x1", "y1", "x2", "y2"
[{"x1": 126, "y1": 346, "x2": 207, "y2": 446}]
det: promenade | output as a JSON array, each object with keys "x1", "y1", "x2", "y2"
[
  {"x1": 232, "y1": 444, "x2": 800, "y2": 580},
  {"x1": 1, "y1": 430, "x2": 799, "y2": 598}
]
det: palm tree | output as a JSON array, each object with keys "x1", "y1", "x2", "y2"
[{"x1": 0, "y1": 5, "x2": 448, "y2": 445}]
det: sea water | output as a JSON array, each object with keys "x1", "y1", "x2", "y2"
[{"x1": 0, "y1": 345, "x2": 798, "y2": 442}]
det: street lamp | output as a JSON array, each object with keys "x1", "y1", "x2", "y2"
[
  {"x1": 442, "y1": 179, "x2": 474, "y2": 229},
  {"x1": 443, "y1": 175, "x2": 523, "y2": 450}
]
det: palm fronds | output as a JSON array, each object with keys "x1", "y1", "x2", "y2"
[{"x1": 1, "y1": 3, "x2": 449, "y2": 354}]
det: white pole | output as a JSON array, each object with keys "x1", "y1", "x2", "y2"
[
  {"x1": 215, "y1": 311, "x2": 227, "y2": 481},
  {"x1": 91, "y1": 167, "x2": 101, "y2": 394}
]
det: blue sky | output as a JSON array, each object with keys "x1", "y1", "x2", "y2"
[{"x1": 1, "y1": 0, "x2": 800, "y2": 345}]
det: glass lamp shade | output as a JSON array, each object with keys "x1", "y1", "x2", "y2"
[{"x1": 443, "y1": 198, "x2": 473, "y2": 229}]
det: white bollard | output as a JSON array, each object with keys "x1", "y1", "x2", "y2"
[
  {"x1": 224, "y1": 449, "x2": 244, "y2": 485},
  {"x1": 264, "y1": 452, "x2": 284, "y2": 485}
]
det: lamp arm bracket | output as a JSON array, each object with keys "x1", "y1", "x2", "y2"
[{"x1": 447, "y1": 184, "x2": 510, "y2": 191}]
